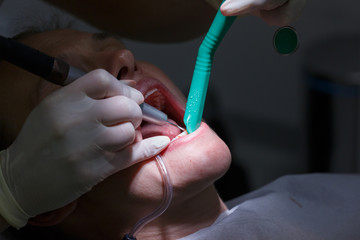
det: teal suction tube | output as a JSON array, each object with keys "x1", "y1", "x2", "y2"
[{"x1": 183, "y1": 2, "x2": 236, "y2": 133}]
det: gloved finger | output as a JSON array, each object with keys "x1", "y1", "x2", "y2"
[
  {"x1": 251, "y1": 0, "x2": 306, "y2": 25},
  {"x1": 221, "y1": 0, "x2": 287, "y2": 16},
  {"x1": 69, "y1": 69, "x2": 144, "y2": 103},
  {"x1": 95, "y1": 122, "x2": 136, "y2": 152},
  {"x1": 92, "y1": 95, "x2": 142, "y2": 128},
  {"x1": 107, "y1": 136, "x2": 171, "y2": 171},
  {"x1": 120, "y1": 80, "x2": 137, "y2": 88}
]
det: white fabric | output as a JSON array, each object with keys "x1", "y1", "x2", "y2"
[{"x1": 180, "y1": 173, "x2": 360, "y2": 240}]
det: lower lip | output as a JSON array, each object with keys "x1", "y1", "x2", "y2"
[{"x1": 166, "y1": 122, "x2": 208, "y2": 151}]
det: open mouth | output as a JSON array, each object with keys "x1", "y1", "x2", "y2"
[{"x1": 135, "y1": 78, "x2": 185, "y2": 140}]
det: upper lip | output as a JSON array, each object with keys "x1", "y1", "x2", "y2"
[{"x1": 135, "y1": 78, "x2": 185, "y2": 128}]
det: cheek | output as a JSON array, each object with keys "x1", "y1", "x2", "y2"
[
  {"x1": 84, "y1": 160, "x2": 164, "y2": 212},
  {"x1": 109, "y1": 159, "x2": 165, "y2": 202},
  {"x1": 128, "y1": 160, "x2": 164, "y2": 200},
  {"x1": 38, "y1": 81, "x2": 61, "y2": 103}
]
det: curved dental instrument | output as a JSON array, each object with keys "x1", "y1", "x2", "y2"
[
  {"x1": 140, "y1": 103, "x2": 184, "y2": 130},
  {"x1": 183, "y1": 1, "x2": 236, "y2": 133},
  {"x1": 0, "y1": 35, "x2": 183, "y2": 129}
]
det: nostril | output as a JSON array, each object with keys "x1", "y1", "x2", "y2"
[{"x1": 117, "y1": 67, "x2": 128, "y2": 80}]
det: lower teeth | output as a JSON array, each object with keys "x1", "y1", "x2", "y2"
[{"x1": 171, "y1": 130, "x2": 188, "y2": 142}]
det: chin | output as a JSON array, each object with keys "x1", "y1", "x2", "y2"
[{"x1": 162, "y1": 122, "x2": 231, "y2": 201}]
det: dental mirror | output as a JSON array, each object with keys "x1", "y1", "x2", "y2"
[{"x1": 273, "y1": 26, "x2": 299, "y2": 55}]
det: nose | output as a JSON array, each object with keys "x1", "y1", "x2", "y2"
[{"x1": 96, "y1": 49, "x2": 138, "y2": 80}]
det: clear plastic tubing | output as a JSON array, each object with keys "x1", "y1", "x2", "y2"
[{"x1": 126, "y1": 154, "x2": 173, "y2": 238}]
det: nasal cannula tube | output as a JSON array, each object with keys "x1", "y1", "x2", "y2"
[{"x1": 123, "y1": 154, "x2": 173, "y2": 240}]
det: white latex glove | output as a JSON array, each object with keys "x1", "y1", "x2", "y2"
[
  {"x1": 220, "y1": 0, "x2": 307, "y2": 26},
  {"x1": 0, "y1": 69, "x2": 170, "y2": 229}
]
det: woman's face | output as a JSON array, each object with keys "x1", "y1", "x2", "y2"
[{"x1": 0, "y1": 29, "x2": 231, "y2": 217}]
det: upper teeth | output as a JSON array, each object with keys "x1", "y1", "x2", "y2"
[
  {"x1": 144, "y1": 89, "x2": 159, "y2": 99},
  {"x1": 144, "y1": 88, "x2": 165, "y2": 110}
]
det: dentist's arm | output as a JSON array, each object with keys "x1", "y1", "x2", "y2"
[
  {"x1": 42, "y1": 0, "x2": 216, "y2": 42},
  {"x1": 42, "y1": 0, "x2": 305, "y2": 43},
  {"x1": 0, "y1": 70, "x2": 170, "y2": 230}
]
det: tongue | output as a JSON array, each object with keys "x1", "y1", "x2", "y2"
[{"x1": 141, "y1": 119, "x2": 182, "y2": 140}]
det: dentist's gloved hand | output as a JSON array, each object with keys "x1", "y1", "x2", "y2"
[
  {"x1": 0, "y1": 69, "x2": 170, "y2": 229},
  {"x1": 220, "y1": 0, "x2": 306, "y2": 26}
]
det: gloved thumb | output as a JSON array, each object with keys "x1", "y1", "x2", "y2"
[
  {"x1": 110, "y1": 136, "x2": 171, "y2": 172},
  {"x1": 132, "y1": 136, "x2": 171, "y2": 162}
]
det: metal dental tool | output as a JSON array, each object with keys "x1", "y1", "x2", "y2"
[
  {"x1": 183, "y1": 1, "x2": 236, "y2": 133},
  {"x1": 140, "y1": 103, "x2": 184, "y2": 130},
  {"x1": 0, "y1": 35, "x2": 183, "y2": 130}
]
